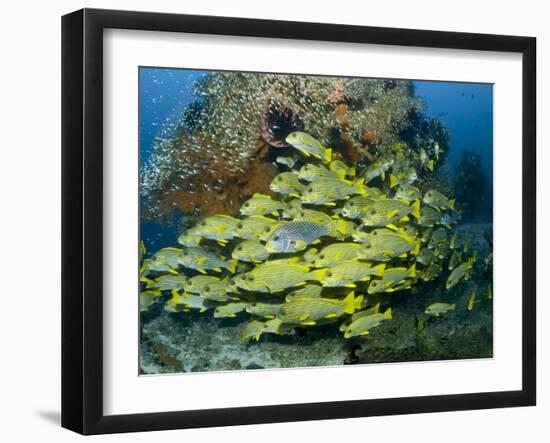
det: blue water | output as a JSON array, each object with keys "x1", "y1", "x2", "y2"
[{"x1": 413, "y1": 81, "x2": 493, "y2": 181}]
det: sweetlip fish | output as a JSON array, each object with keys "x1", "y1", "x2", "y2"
[
  {"x1": 342, "y1": 307, "x2": 392, "y2": 338},
  {"x1": 178, "y1": 246, "x2": 237, "y2": 274},
  {"x1": 279, "y1": 292, "x2": 363, "y2": 325},
  {"x1": 423, "y1": 189, "x2": 456, "y2": 211},
  {"x1": 300, "y1": 177, "x2": 365, "y2": 205},
  {"x1": 425, "y1": 302, "x2": 456, "y2": 316},
  {"x1": 240, "y1": 193, "x2": 286, "y2": 216},
  {"x1": 286, "y1": 131, "x2": 332, "y2": 163},
  {"x1": 320, "y1": 261, "x2": 386, "y2": 288},
  {"x1": 269, "y1": 172, "x2": 305, "y2": 197},
  {"x1": 265, "y1": 221, "x2": 331, "y2": 253}
]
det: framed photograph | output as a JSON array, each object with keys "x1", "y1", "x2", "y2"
[{"x1": 62, "y1": 8, "x2": 536, "y2": 435}]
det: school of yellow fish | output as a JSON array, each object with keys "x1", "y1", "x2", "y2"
[{"x1": 140, "y1": 131, "x2": 482, "y2": 341}]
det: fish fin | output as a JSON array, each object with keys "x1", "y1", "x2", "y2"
[
  {"x1": 324, "y1": 148, "x2": 332, "y2": 164},
  {"x1": 384, "y1": 308, "x2": 392, "y2": 320},
  {"x1": 400, "y1": 215, "x2": 410, "y2": 222},
  {"x1": 408, "y1": 264, "x2": 416, "y2": 278},
  {"x1": 302, "y1": 321, "x2": 316, "y2": 326},
  {"x1": 217, "y1": 239, "x2": 228, "y2": 246},
  {"x1": 271, "y1": 211, "x2": 280, "y2": 217},
  {"x1": 349, "y1": 166, "x2": 356, "y2": 177},
  {"x1": 336, "y1": 170, "x2": 346, "y2": 180},
  {"x1": 325, "y1": 202, "x2": 337, "y2": 207},
  {"x1": 449, "y1": 199, "x2": 456, "y2": 210},
  {"x1": 171, "y1": 289, "x2": 180, "y2": 297},
  {"x1": 343, "y1": 292, "x2": 357, "y2": 314},
  {"x1": 360, "y1": 331, "x2": 370, "y2": 336},
  {"x1": 411, "y1": 200, "x2": 421, "y2": 219},
  {"x1": 399, "y1": 253, "x2": 408, "y2": 258},
  {"x1": 389, "y1": 174, "x2": 398, "y2": 188},
  {"x1": 325, "y1": 313, "x2": 337, "y2": 319},
  {"x1": 200, "y1": 308, "x2": 207, "y2": 313},
  {"x1": 290, "y1": 193, "x2": 301, "y2": 198},
  {"x1": 386, "y1": 224, "x2": 399, "y2": 231},
  {"x1": 412, "y1": 241, "x2": 420, "y2": 256},
  {"x1": 428, "y1": 160, "x2": 434, "y2": 171},
  {"x1": 381, "y1": 172, "x2": 386, "y2": 181},
  {"x1": 227, "y1": 259, "x2": 237, "y2": 274},
  {"x1": 355, "y1": 179, "x2": 366, "y2": 195},
  {"x1": 354, "y1": 295, "x2": 364, "y2": 310},
  {"x1": 168, "y1": 269, "x2": 178, "y2": 275},
  {"x1": 310, "y1": 268, "x2": 328, "y2": 281},
  {"x1": 197, "y1": 269, "x2": 207, "y2": 275},
  {"x1": 196, "y1": 257, "x2": 208, "y2": 264},
  {"x1": 345, "y1": 283, "x2": 357, "y2": 288}
]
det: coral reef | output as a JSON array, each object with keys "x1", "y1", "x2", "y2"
[{"x1": 140, "y1": 73, "x2": 448, "y2": 223}]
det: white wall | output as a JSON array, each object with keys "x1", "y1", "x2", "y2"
[{"x1": 0, "y1": 0, "x2": 546, "y2": 441}]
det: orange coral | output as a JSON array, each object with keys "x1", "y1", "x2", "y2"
[
  {"x1": 361, "y1": 128, "x2": 380, "y2": 145},
  {"x1": 326, "y1": 80, "x2": 346, "y2": 106}
]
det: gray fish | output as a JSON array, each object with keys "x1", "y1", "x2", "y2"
[{"x1": 265, "y1": 221, "x2": 330, "y2": 253}]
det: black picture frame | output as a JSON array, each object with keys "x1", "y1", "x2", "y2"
[{"x1": 61, "y1": 8, "x2": 536, "y2": 435}]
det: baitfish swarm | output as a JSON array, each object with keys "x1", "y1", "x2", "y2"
[{"x1": 140, "y1": 132, "x2": 477, "y2": 341}]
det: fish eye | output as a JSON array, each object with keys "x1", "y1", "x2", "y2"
[
  {"x1": 365, "y1": 244, "x2": 371, "y2": 249},
  {"x1": 204, "y1": 286, "x2": 210, "y2": 292},
  {"x1": 200, "y1": 221, "x2": 207, "y2": 226},
  {"x1": 273, "y1": 236, "x2": 280, "y2": 241},
  {"x1": 277, "y1": 176, "x2": 282, "y2": 182},
  {"x1": 183, "y1": 251, "x2": 188, "y2": 256},
  {"x1": 319, "y1": 254, "x2": 325, "y2": 259},
  {"x1": 244, "y1": 202, "x2": 250, "y2": 207},
  {"x1": 370, "y1": 210, "x2": 376, "y2": 215},
  {"x1": 326, "y1": 271, "x2": 333, "y2": 277},
  {"x1": 349, "y1": 202, "x2": 354, "y2": 206},
  {"x1": 237, "y1": 223, "x2": 243, "y2": 229},
  {"x1": 248, "y1": 276, "x2": 254, "y2": 282},
  {"x1": 264, "y1": 227, "x2": 271, "y2": 232},
  {"x1": 300, "y1": 211, "x2": 305, "y2": 216}
]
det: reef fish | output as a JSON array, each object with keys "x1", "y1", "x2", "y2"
[
  {"x1": 213, "y1": 302, "x2": 248, "y2": 318},
  {"x1": 359, "y1": 159, "x2": 394, "y2": 182},
  {"x1": 295, "y1": 163, "x2": 342, "y2": 182},
  {"x1": 394, "y1": 184, "x2": 421, "y2": 201},
  {"x1": 361, "y1": 199, "x2": 420, "y2": 228},
  {"x1": 285, "y1": 284, "x2": 324, "y2": 301},
  {"x1": 139, "y1": 290, "x2": 161, "y2": 312},
  {"x1": 270, "y1": 172, "x2": 306, "y2": 197},
  {"x1": 194, "y1": 214, "x2": 240, "y2": 244},
  {"x1": 364, "y1": 228, "x2": 420, "y2": 259},
  {"x1": 301, "y1": 178, "x2": 365, "y2": 205},
  {"x1": 340, "y1": 196, "x2": 378, "y2": 219},
  {"x1": 342, "y1": 307, "x2": 392, "y2": 338},
  {"x1": 185, "y1": 275, "x2": 232, "y2": 300},
  {"x1": 178, "y1": 247, "x2": 237, "y2": 274},
  {"x1": 234, "y1": 215, "x2": 277, "y2": 240},
  {"x1": 286, "y1": 131, "x2": 332, "y2": 163},
  {"x1": 446, "y1": 254, "x2": 476, "y2": 289},
  {"x1": 240, "y1": 193, "x2": 286, "y2": 217},
  {"x1": 245, "y1": 302, "x2": 284, "y2": 318},
  {"x1": 368, "y1": 265, "x2": 416, "y2": 294},
  {"x1": 313, "y1": 242, "x2": 367, "y2": 268},
  {"x1": 418, "y1": 206, "x2": 440, "y2": 227},
  {"x1": 279, "y1": 292, "x2": 363, "y2": 325},
  {"x1": 177, "y1": 227, "x2": 202, "y2": 247},
  {"x1": 320, "y1": 261, "x2": 386, "y2": 288},
  {"x1": 389, "y1": 168, "x2": 418, "y2": 187},
  {"x1": 232, "y1": 262, "x2": 322, "y2": 293},
  {"x1": 265, "y1": 221, "x2": 330, "y2": 253},
  {"x1": 423, "y1": 189, "x2": 456, "y2": 211},
  {"x1": 147, "y1": 274, "x2": 188, "y2": 292},
  {"x1": 232, "y1": 239, "x2": 270, "y2": 263},
  {"x1": 425, "y1": 302, "x2": 456, "y2": 316}
]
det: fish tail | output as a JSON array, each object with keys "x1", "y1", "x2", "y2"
[
  {"x1": 408, "y1": 264, "x2": 416, "y2": 278},
  {"x1": 384, "y1": 307, "x2": 392, "y2": 320},
  {"x1": 227, "y1": 259, "x2": 237, "y2": 274},
  {"x1": 428, "y1": 159, "x2": 434, "y2": 171},
  {"x1": 412, "y1": 240, "x2": 420, "y2": 256},
  {"x1": 309, "y1": 268, "x2": 328, "y2": 282},
  {"x1": 324, "y1": 148, "x2": 332, "y2": 164},
  {"x1": 354, "y1": 294, "x2": 364, "y2": 311},
  {"x1": 373, "y1": 264, "x2": 386, "y2": 277},
  {"x1": 343, "y1": 292, "x2": 357, "y2": 314},
  {"x1": 355, "y1": 179, "x2": 366, "y2": 195},
  {"x1": 411, "y1": 199, "x2": 421, "y2": 219},
  {"x1": 389, "y1": 174, "x2": 398, "y2": 188}
]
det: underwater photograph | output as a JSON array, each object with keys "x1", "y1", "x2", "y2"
[{"x1": 138, "y1": 68, "x2": 493, "y2": 374}]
